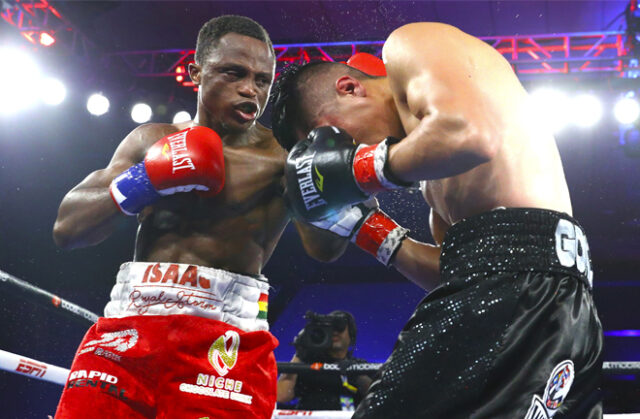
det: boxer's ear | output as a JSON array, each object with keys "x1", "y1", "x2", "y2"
[
  {"x1": 335, "y1": 76, "x2": 366, "y2": 98},
  {"x1": 189, "y1": 63, "x2": 202, "y2": 85}
]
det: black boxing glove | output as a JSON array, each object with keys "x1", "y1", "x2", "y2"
[{"x1": 285, "y1": 126, "x2": 412, "y2": 220}]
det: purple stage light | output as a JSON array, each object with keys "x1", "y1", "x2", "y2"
[{"x1": 604, "y1": 330, "x2": 640, "y2": 337}]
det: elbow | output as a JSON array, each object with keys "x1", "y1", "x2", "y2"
[
  {"x1": 460, "y1": 124, "x2": 502, "y2": 166},
  {"x1": 52, "y1": 220, "x2": 76, "y2": 250}
]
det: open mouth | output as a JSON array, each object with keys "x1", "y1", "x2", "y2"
[{"x1": 233, "y1": 102, "x2": 258, "y2": 122}]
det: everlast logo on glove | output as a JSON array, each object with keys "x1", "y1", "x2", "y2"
[
  {"x1": 285, "y1": 127, "x2": 370, "y2": 221},
  {"x1": 295, "y1": 153, "x2": 328, "y2": 211},
  {"x1": 163, "y1": 130, "x2": 197, "y2": 173}
]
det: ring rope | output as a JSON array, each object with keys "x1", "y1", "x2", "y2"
[
  {"x1": 276, "y1": 361, "x2": 640, "y2": 375},
  {"x1": 1, "y1": 350, "x2": 636, "y2": 418},
  {"x1": 0, "y1": 268, "x2": 99, "y2": 324},
  {"x1": 2, "y1": 351, "x2": 638, "y2": 388}
]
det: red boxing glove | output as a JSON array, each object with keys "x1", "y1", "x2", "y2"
[
  {"x1": 145, "y1": 126, "x2": 225, "y2": 196},
  {"x1": 346, "y1": 53, "x2": 387, "y2": 77},
  {"x1": 110, "y1": 126, "x2": 225, "y2": 215}
]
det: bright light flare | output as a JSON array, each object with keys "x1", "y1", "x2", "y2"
[
  {"x1": 529, "y1": 88, "x2": 570, "y2": 133},
  {"x1": 87, "y1": 93, "x2": 110, "y2": 116},
  {"x1": 172, "y1": 111, "x2": 191, "y2": 124},
  {"x1": 131, "y1": 103, "x2": 152, "y2": 123},
  {"x1": 0, "y1": 47, "x2": 41, "y2": 114},
  {"x1": 39, "y1": 78, "x2": 66, "y2": 105},
  {"x1": 569, "y1": 94, "x2": 602, "y2": 128},
  {"x1": 614, "y1": 96, "x2": 640, "y2": 125}
]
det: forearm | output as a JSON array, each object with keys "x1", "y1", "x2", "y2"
[
  {"x1": 53, "y1": 169, "x2": 125, "y2": 249},
  {"x1": 294, "y1": 220, "x2": 350, "y2": 263},
  {"x1": 387, "y1": 114, "x2": 494, "y2": 182},
  {"x1": 391, "y1": 237, "x2": 441, "y2": 291},
  {"x1": 276, "y1": 373, "x2": 298, "y2": 403}
]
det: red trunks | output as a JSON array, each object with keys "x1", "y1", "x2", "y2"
[{"x1": 55, "y1": 315, "x2": 278, "y2": 418}]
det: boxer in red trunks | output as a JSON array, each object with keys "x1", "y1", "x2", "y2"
[{"x1": 52, "y1": 15, "x2": 342, "y2": 419}]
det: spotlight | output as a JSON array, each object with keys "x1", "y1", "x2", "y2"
[
  {"x1": 529, "y1": 88, "x2": 570, "y2": 133},
  {"x1": 39, "y1": 32, "x2": 56, "y2": 47},
  {"x1": 39, "y1": 78, "x2": 66, "y2": 105},
  {"x1": 569, "y1": 94, "x2": 602, "y2": 128},
  {"x1": 131, "y1": 103, "x2": 152, "y2": 123},
  {"x1": 87, "y1": 93, "x2": 110, "y2": 116},
  {"x1": 172, "y1": 111, "x2": 191, "y2": 124},
  {"x1": 175, "y1": 66, "x2": 186, "y2": 83},
  {"x1": 0, "y1": 47, "x2": 40, "y2": 114},
  {"x1": 614, "y1": 95, "x2": 640, "y2": 125}
]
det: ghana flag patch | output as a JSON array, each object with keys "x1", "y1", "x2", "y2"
[{"x1": 258, "y1": 293, "x2": 268, "y2": 320}]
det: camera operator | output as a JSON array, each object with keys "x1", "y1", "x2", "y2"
[{"x1": 277, "y1": 310, "x2": 373, "y2": 411}]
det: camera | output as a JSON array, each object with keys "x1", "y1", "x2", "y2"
[{"x1": 293, "y1": 310, "x2": 350, "y2": 362}]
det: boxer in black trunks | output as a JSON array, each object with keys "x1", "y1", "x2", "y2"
[{"x1": 270, "y1": 22, "x2": 603, "y2": 418}]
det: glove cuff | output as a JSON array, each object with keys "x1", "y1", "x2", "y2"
[
  {"x1": 351, "y1": 210, "x2": 409, "y2": 266},
  {"x1": 109, "y1": 162, "x2": 161, "y2": 215},
  {"x1": 352, "y1": 137, "x2": 414, "y2": 194}
]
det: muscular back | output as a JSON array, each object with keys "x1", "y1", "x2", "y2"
[
  {"x1": 385, "y1": 22, "x2": 572, "y2": 225},
  {"x1": 133, "y1": 122, "x2": 289, "y2": 276}
]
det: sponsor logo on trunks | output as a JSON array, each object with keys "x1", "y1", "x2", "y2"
[
  {"x1": 208, "y1": 331, "x2": 240, "y2": 376},
  {"x1": 295, "y1": 153, "x2": 328, "y2": 211},
  {"x1": 179, "y1": 372, "x2": 252, "y2": 405},
  {"x1": 78, "y1": 328, "x2": 138, "y2": 356},
  {"x1": 555, "y1": 220, "x2": 593, "y2": 287},
  {"x1": 16, "y1": 359, "x2": 47, "y2": 378},
  {"x1": 525, "y1": 360, "x2": 574, "y2": 419},
  {"x1": 67, "y1": 370, "x2": 128, "y2": 400},
  {"x1": 127, "y1": 264, "x2": 219, "y2": 315}
]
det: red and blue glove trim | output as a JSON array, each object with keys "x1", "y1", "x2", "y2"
[{"x1": 109, "y1": 162, "x2": 161, "y2": 216}]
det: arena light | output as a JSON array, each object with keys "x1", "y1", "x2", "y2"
[
  {"x1": 0, "y1": 48, "x2": 41, "y2": 115},
  {"x1": 614, "y1": 94, "x2": 640, "y2": 125},
  {"x1": 175, "y1": 65, "x2": 185, "y2": 83},
  {"x1": 569, "y1": 94, "x2": 603, "y2": 128},
  {"x1": 529, "y1": 88, "x2": 570, "y2": 133},
  {"x1": 86, "y1": 93, "x2": 110, "y2": 116},
  {"x1": 172, "y1": 111, "x2": 191, "y2": 124},
  {"x1": 39, "y1": 78, "x2": 66, "y2": 106},
  {"x1": 39, "y1": 32, "x2": 56, "y2": 47},
  {"x1": 131, "y1": 103, "x2": 152, "y2": 123}
]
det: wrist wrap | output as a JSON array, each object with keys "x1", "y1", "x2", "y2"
[
  {"x1": 352, "y1": 210, "x2": 409, "y2": 266},
  {"x1": 352, "y1": 137, "x2": 415, "y2": 194},
  {"x1": 109, "y1": 162, "x2": 161, "y2": 215}
]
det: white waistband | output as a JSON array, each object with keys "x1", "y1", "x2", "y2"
[{"x1": 104, "y1": 262, "x2": 270, "y2": 332}]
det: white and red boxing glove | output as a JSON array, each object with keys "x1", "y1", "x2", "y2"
[
  {"x1": 310, "y1": 199, "x2": 409, "y2": 266},
  {"x1": 109, "y1": 126, "x2": 225, "y2": 215}
]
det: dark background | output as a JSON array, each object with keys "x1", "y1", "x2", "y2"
[{"x1": 1, "y1": 1, "x2": 639, "y2": 417}]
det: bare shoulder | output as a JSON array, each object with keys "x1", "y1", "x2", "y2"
[
  {"x1": 386, "y1": 23, "x2": 459, "y2": 54},
  {"x1": 388, "y1": 22, "x2": 461, "y2": 42},
  {"x1": 253, "y1": 123, "x2": 288, "y2": 160},
  {"x1": 110, "y1": 122, "x2": 185, "y2": 166},
  {"x1": 126, "y1": 122, "x2": 186, "y2": 144}
]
